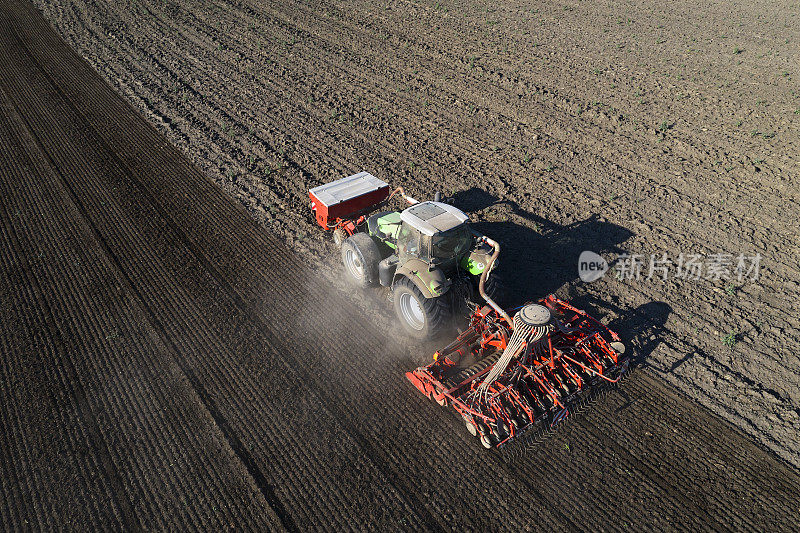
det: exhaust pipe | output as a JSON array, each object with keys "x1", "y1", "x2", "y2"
[{"x1": 477, "y1": 236, "x2": 514, "y2": 328}]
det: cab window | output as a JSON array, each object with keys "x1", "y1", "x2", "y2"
[
  {"x1": 431, "y1": 226, "x2": 471, "y2": 259},
  {"x1": 397, "y1": 223, "x2": 421, "y2": 259}
]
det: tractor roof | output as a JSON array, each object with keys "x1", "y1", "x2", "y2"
[{"x1": 400, "y1": 201, "x2": 469, "y2": 236}]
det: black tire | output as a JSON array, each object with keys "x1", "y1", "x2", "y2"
[
  {"x1": 332, "y1": 228, "x2": 346, "y2": 247},
  {"x1": 341, "y1": 233, "x2": 380, "y2": 287},
  {"x1": 392, "y1": 276, "x2": 450, "y2": 339}
]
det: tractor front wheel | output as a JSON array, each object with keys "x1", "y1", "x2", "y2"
[
  {"x1": 392, "y1": 277, "x2": 450, "y2": 340},
  {"x1": 341, "y1": 233, "x2": 380, "y2": 287},
  {"x1": 332, "y1": 228, "x2": 346, "y2": 247}
]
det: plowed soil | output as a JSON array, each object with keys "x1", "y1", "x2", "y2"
[{"x1": 2, "y1": 0, "x2": 799, "y2": 530}]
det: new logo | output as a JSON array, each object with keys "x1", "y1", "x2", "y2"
[{"x1": 578, "y1": 251, "x2": 608, "y2": 282}]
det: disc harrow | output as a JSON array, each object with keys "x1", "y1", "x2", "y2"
[{"x1": 406, "y1": 295, "x2": 629, "y2": 448}]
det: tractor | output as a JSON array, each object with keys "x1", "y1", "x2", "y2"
[{"x1": 309, "y1": 171, "x2": 501, "y2": 339}]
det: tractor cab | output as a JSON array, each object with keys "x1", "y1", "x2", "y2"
[{"x1": 397, "y1": 202, "x2": 471, "y2": 270}]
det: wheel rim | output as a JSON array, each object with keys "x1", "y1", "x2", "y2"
[
  {"x1": 344, "y1": 248, "x2": 363, "y2": 279},
  {"x1": 398, "y1": 292, "x2": 425, "y2": 330},
  {"x1": 465, "y1": 419, "x2": 478, "y2": 437},
  {"x1": 480, "y1": 434, "x2": 493, "y2": 449}
]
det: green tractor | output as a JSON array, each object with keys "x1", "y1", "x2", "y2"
[
  {"x1": 309, "y1": 172, "x2": 503, "y2": 339},
  {"x1": 340, "y1": 200, "x2": 502, "y2": 339}
]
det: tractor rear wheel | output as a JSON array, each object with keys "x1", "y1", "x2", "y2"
[
  {"x1": 341, "y1": 233, "x2": 380, "y2": 287},
  {"x1": 392, "y1": 277, "x2": 450, "y2": 340}
]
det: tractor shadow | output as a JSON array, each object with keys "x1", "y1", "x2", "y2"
[
  {"x1": 449, "y1": 187, "x2": 672, "y2": 372},
  {"x1": 450, "y1": 187, "x2": 631, "y2": 300}
]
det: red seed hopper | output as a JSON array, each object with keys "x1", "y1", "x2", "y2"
[{"x1": 309, "y1": 171, "x2": 391, "y2": 233}]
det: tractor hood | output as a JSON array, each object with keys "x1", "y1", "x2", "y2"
[{"x1": 400, "y1": 201, "x2": 469, "y2": 236}]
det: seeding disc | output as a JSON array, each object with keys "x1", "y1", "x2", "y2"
[{"x1": 517, "y1": 304, "x2": 551, "y2": 326}]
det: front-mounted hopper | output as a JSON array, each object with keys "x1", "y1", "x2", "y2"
[{"x1": 406, "y1": 294, "x2": 629, "y2": 448}]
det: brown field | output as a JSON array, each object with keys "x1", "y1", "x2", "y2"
[{"x1": 1, "y1": 0, "x2": 799, "y2": 529}]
